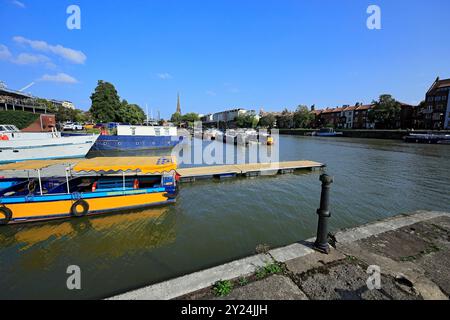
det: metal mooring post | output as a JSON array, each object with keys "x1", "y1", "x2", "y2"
[{"x1": 314, "y1": 174, "x2": 334, "y2": 254}]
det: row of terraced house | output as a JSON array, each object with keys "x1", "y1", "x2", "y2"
[{"x1": 309, "y1": 77, "x2": 450, "y2": 130}]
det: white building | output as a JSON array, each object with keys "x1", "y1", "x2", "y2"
[
  {"x1": 62, "y1": 101, "x2": 75, "y2": 110},
  {"x1": 212, "y1": 108, "x2": 256, "y2": 122},
  {"x1": 341, "y1": 106, "x2": 357, "y2": 129}
]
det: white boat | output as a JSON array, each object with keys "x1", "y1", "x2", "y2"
[
  {"x1": 203, "y1": 128, "x2": 222, "y2": 140},
  {"x1": 312, "y1": 128, "x2": 344, "y2": 137},
  {"x1": 0, "y1": 125, "x2": 99, "y2": 163}
]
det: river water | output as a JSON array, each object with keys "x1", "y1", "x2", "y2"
[{"x1": 1, "y1": 135, "x2": 449, "y2": 299}]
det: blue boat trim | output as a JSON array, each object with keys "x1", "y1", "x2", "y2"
[
  {"x1": 92, "y1": 135, "x2": 183, "y2": 151},
  {"x1": 0, "y1": 187, "x2": 167, "y2": 204}
]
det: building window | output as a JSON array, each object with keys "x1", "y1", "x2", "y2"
[{"x1": 443, "y1": 96, "x2": 447, "y2": 101}]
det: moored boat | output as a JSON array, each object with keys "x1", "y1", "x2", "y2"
[
  {"x1": 92, "y1": 125, "x2": 183, "y2": 151},
  {"x1": 403, "y1": 133, "x2": 450, "y2": 144},
  {"x1": 0, "y1": 156, "x2": 178, "y2": 225},
  {"x1": 312, "y1": 128, "x2": 343, "y2": 137},
  {"x1": 0, "y1": 125, "x2": 99, "y2": 163}
]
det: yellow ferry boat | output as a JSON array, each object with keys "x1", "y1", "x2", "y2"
[{"x1": 0, "y1": 156, "x2": 178, "y2": 225}]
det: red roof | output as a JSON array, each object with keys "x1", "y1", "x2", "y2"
[{"x1": 356, "y1": 104, "x2": 373, "y2": 111}]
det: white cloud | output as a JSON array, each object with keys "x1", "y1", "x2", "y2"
[
  {"x1": 39, "y1": 73, "x2": 78, "y2": 84},
  {"x1": 13, "y1": 36, "x2": 87, "y2": 64},
  {"x1": 0, "y1": 45, "x2": 12, "y2": 60},
  {"x1": 12, "y1": 53, "x2": 50, "y2": 65},
  {"x1": 157, "y1": 73, "x2": 172, "y2": 80},
  {"x1": 12, "y1": 1, "x2": 26, "y2": 8}
]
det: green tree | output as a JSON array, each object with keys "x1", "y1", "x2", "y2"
[
  {"x1": 236, "y1": 114, "x2": 258, "y2": 128},
  {"x1": 171, "y1": 112, "x2": 182, "y2": 125},
  {"x1": 89, "y1": 80, "x2": 121, "y2": 123},
  {"x1": 181, "y1": 113, "x2": 200, "y2": 123},
  {"x1": 259, "y1": 113, "x2": 276, "y2": 128},
  {"x1": 369, "y1": 94, "x2": 402, "y2": 129},
  {"x1": 293, "y1": 105, "x2": 314, "y2": 128},
  {"x1": 117, "y1": 100, "x2": 146, "y2": 124},
  {"x1": 276, "y1": 109, "x2": 293, "y2": 129}
]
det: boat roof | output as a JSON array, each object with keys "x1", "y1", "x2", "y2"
[
  {"x1": 73, "y1": 156, "x2": 177, "y2": 174},
  {"x1": 0, "y1": 159, "x2": 80, "y2": 171}
]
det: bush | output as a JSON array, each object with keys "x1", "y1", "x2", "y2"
[{"x1": 0, "y1": 111, "x2": 40, "y2": 129}]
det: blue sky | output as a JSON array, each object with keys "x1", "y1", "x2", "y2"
[{"x1": 1, "y1": 0, "x2": 450, "y2": 119}]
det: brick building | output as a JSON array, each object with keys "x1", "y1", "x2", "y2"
[{"x1": 420, "y1": 77, "x2": 450, "y2": 129}]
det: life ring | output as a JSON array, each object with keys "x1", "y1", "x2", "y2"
[
  {"x1": 0, "y1": 206, "x2": 12, "y2": 225},
  {"x1": 70, "y1": 199, "x2": 89, "y2": 217},
  {"x1": 133, "y1": 179, "x2": 139, "y2": 190},
  {"x1": 28, "y1": 180, "x2": 37, "y2": 194}
]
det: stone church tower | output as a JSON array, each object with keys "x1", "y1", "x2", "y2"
[{"x1": 176, "y1": 93, "x2": 181, "y2": 114}]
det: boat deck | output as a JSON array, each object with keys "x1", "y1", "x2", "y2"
[
  {"x1": 177, "y1": 160, "x2": 325, "y2": 182},
  {"x1": 0, "y1": 159, "x2": 325, "y2": 181}
]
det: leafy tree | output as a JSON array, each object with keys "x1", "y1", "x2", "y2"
[
  {"x1": 276, "y1": 109, "x2": 293, "y2": 129},
  {"x1": 89, "y1": 80, "x2": 121, "y2": 123},
  {"x1": 117, "y1": 100, "x2": 146, "y2": 124},
  {"x1": 37, "y1": 98, "x2": 87, "y2": 123},
  {"x1": 181, "y1": 113, "x2": 200, "y2": 123},
  {"x1": 171, "y1": 112, "x2": 182, "y2": 125},
  {"x1": 369, "y1": 94, "x2": 402, "y2": 129},
  {"x1": 259, "y1": 113, "x2": 276, "y2": 128},
  {"x1": 293, "y1": 105, "x2": 314, "y2": 128},
  {"x1": 236, "y1": 114, "x2": 258, "y2": 128}
]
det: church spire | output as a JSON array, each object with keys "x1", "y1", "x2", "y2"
[{"x1": 176, "y1": 92, "x2": 181, "y2": 114}]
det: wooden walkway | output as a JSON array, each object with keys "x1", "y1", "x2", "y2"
[{"x1": 177, "y1": 160, "x2": 325, "y2": 182}]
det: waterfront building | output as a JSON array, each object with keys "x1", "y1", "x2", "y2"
[
  {"x1": 398, "y1": 103, "x2": 416, "y2": 129},
  {"x1": 49, "y1": 99, "x2": 76, "y2": 110},
  {"x1": 422, "y1": 77, "x2": 450, "y2": 129},
  {"x1": 0, "y1": 86, "x2": 48, "y2": 114},
  {"x1": 310, "y1": 108, "x2": 323, "y2": 128},
  {"x1": 320, "y1": 107, "x2": 343, "y2": 128},
  {"x1": 340, "y1": 105, "x2": 357, "y2": 129},
  {"x1": 203, "y1": 108, "x2": 257, "y2": 128},
  {"x1": 353, "y1": 104, "x2": 375, "y2": 129}
]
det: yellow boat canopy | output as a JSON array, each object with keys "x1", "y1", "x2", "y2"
[
  {"x1": 0, "y1": 159, "x2": 81, "y2": 171},
  {"x1": 73, "y1": 156, "x2": 177, "y2": 175}
]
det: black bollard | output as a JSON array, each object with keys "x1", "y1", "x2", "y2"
[{"x1": 314, "y1": 174, "x2": 334, "y2": 254}]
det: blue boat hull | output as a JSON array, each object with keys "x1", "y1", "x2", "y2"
[{"x1": 92, "y1": 135, "x2": 183, "y2": 151}]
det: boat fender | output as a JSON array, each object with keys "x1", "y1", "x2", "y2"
[
  {"x1": 28, "y1": 180, "x2": 36, "y2": 194},
  {"x1": 133, "y1": 179, "x2": 139, "y2": 190},
  {"x1": 70, "y1": 199, "x2": 89, "y2": 217},
  {"x1": 0, "y1": 206, "x2": 12, "y2": 225}
]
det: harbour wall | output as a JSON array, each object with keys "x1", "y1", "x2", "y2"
[{"x1": 279, "y1": 129, "x2": 450, "y2": 140}]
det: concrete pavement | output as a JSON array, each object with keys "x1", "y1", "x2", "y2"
[{"x1": 109, "y1": 211, "x2": 450, "y2": 300}]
